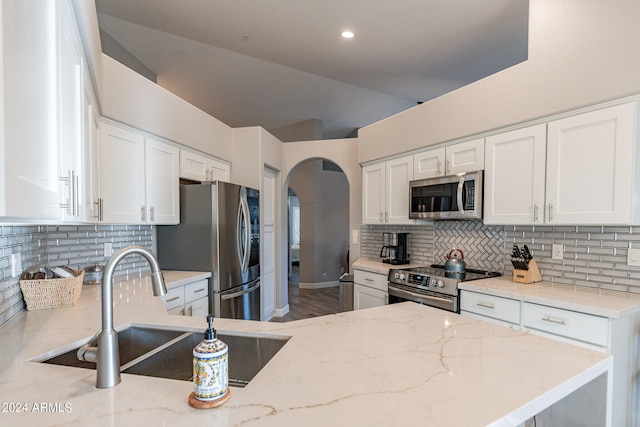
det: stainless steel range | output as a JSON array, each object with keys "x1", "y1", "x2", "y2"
[{"x1": 387, "y1": 265, "x2": 501, "y2": 313}]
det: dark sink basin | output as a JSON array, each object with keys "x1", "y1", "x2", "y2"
[
  {"x1": 123, "y1": 332, "x2": 289, "y2": 387},
  {"x1": 39, "y1": 325, "x2": 290, "y2": 387},
  {"x1": 42, "y1": 326, "x2": 186, "y2": 369}
]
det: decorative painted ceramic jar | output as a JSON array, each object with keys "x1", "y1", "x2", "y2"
[{"x1": 193, "y1": 315, "x2": 229, "y2": 401}]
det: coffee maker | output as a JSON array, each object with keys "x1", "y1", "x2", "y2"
[{"x1": 380, "y1": 232, "x2": 410, "y2": 265}]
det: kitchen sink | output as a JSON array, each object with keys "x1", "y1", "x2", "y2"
[{"x1": 39, "y1": 325, "x2": 290, "y2": 387}]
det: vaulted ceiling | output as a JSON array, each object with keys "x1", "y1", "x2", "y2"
[{"x1": 95, "y1": 0, "x2": 528, "y2": 140}]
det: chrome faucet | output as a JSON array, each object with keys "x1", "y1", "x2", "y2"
[{"x1": 77, "y1": 245, "x2": 167, "y2": 388}]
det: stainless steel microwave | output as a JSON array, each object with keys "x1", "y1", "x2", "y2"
[{"x1": 409, "y1": 171, "x2": 483, "y2": 220}]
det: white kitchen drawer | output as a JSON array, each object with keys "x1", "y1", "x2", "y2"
[
  {"x1": 354, "y1": 269, "x2": 388, "y2": 292},
  {"x1": 185, "y1": 279, "x2": 209, "y2": 304},
  {"x1": 460, "y1": 310, "x2": 520, "y2": 330},
  {"x1": 460, "y1": 290, "x2": 520, "y2": 324},
  {"x1": 161, "y1": 286, "x2": 185, "y2": 311},
  {"x1": 187, "y1": 296, "x2": 209, "y2": 317},
  {"x1": 167, "y1": 305, "x2": 185, "y2": 316},
  {"x1": 522, "y1": 302, "x2": 609, "y2": 347}
]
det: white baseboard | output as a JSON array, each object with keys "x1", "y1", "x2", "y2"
[
  {"x1": 273, "y1": 305, "x2": 289, "y2": 317},
  {"x1": 299, "y1": 280, "x2": 340, "y2": 289}
]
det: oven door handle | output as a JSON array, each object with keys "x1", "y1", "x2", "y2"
[{"x1": 388, "y1": 287, "x2": 454, "y2": 306}]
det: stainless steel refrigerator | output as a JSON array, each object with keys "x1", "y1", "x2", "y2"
[{"x1": 157, "y1": 181, "x2": 260, "y2": 320}]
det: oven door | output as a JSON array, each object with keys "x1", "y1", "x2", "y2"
[{"x1": 388, "y1": 284, "x2": 457, "y2": 312}]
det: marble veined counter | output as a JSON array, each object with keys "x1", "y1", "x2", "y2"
[
  {"x1": 352, "y1": 257, "x2": 426, "y2": 274},
  {"x1": 460, "y1": 276, "x2": 640, "y2": 318},
  {"x1": 0, "y1": 271, "x2": 612, "y2": 426}
]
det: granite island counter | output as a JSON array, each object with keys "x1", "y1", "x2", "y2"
[{"x1": 0, "y1": 272, "x2": 612, "y2": 426}]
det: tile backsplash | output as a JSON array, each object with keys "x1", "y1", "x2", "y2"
[
  {"x1": 0, "y1": 224, "x2": 154, "y2": 327},
  {"x1": 361, "y1": 222, "x2": 640, "y2": 294}
]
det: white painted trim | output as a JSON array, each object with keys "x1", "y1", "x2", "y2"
[
  {"x1": 299, "y1": 280, "x2": 340, "y2": 289},
  {"x1": 273, "y1": 305, "x2": 289, "y2": 317}
]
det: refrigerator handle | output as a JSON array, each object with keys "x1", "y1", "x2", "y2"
[
  {"x1": 236, "y1": 192, "x2": 251, "y2": 272},
  {"x1": 220, "y1": 281, "x2": 260, "y2": 300}
]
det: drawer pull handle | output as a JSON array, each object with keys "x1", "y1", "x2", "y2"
[
  {"x1": 476, "y1": 301, "x2": 495, "y2": 309},
  {"x1": 165, "y1": 296, "x2": 180, "y2": 303},
  {"x1": 542, "y1": 315, "x2": 567, "y2": 325},
  {"x1": 193, "y1": 288, "x2": 206, "y2": 293},
  {"x1": 364, "y1": 278, "x2": 374, "y2": 282}
]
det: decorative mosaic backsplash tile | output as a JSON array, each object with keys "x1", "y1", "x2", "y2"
[
  {"x1": 0, "y1": 224, "x2": 155, "y2": 327},
  {"x1": 361, "y1": 223, "x2": 640, "y2": 294}
]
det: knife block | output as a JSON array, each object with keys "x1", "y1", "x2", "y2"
[{"x1": 513, "y1": 258, "x2": 542, "y2": 284}]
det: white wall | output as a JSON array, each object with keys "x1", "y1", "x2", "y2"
[
  {"x1": 101, "y1": 55, "x2": 233, "y2": 161},
  {"x1": 283, "y1": 138, "x2": 362, "y2": 270},
  {"x1": 358, "y1": 0, "x2": 640, "y2": 163}
]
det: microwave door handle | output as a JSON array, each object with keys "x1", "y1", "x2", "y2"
[{"x1": 457, "y1": 176, "x2": 465, "y2": 214}]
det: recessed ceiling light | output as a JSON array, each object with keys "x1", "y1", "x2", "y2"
[{"x1": 341, "y1": 31, "x2": 355, "y2": 39}]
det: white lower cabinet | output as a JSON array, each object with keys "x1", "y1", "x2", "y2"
[
  {"x1": 460, "y1": 288, "x2": 637, "y2": 427},
  {"x1": 459, "y1": 290, "x2": 520, "y2": 329},
  {"x1": 353, "y1": 269, "x2": 388, "y2": 310},
  {"x1": 162, "y1": 279, "x2": 209, "y2": 317}
]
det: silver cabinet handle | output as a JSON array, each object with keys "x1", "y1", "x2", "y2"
[
  {"x1": 149, "y1": 206, "x2": 154, "y2": 222},
  {"x1": 385, "y1": 211, "x2": 389, "y2": 222},
  {"x1": 446, "y1": 158, "x2": 451, "y2": 174},
  {"x1": 437, "y1": 160, "x2": 442, "y2": 176},
  {"x1": 141, "y1": 206, "x2": 146, "y2": 222},
  {"x1": 533, "y1": 204, "x2": 538, "y2": 222},
  {"x1": 193, "y1": 288, "x2": 206, "y2": 293},
  {"x1": 187, "y1": 305, "x2": 193, "y2": 316},
  {"x1": 93, "y1": 198, "x2": 104, "y2": 221},
  {"x1": 165, "y1": 296, "x2": 180, "y2": 303},
  {"x1": 548, "y1": 203, "x2": 554, "y2": 221},
  {"x1": 380, "y1": 212, "x2": 384, "y2": 223},
  {"x1": 542, "y1": 315, "x2": 567, "y2": 325},
  {"x1": 364, "y1": 278, "x2": 374, "y2": 282},
  {"x1": 476, "y1": 301, "x2": 495, "y2": 309}
]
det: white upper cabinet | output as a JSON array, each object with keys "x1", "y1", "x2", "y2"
[
  {"x1": 413, "y1": 138, "x2": 485, "y2": 180},
  {"x1": 546, "y1": 103, "x2": 637, "y2": 225},
  {"x1": 362, "y1": 162, "x2": 386, "y2": 224},
  {"x1": 485, "y1": 102, "x2": 640, "y2": 225},
  {"x1": 0, "y1": 0, "x2": 92, "y2": 222},
  {"x1": 362, "y1": 155, "x2": 413, "y2": 224},
  {"x1": 145, "y1": 137, "x2": 180, "y2": 224},
  {"x1": 179, "y1": 150, "x2": 230, "y2": 182},
  {"x1": 484, "y1": 124, "x2": 547, "y2": 224},
  {"x1": 98, "y1": 121, "x2": 179, "y2": 225}
]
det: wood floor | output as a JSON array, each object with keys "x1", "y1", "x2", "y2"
[{"x1": 270, "y1": 267, "x2": 341, "y2": 322}]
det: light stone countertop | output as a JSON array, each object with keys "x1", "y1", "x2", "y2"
[
  {"x1": 162, "y1": 270, "x2": 211, "y2": 290},
  {"x1": 460, "y1": 276, "x2": 640, "y2": 318},
  {"x1": 0, "y1": 271, "x2": 612, "y2": 426},
  {"x1": 352, "y1": 257, "x2": 426, "y2": 274}
]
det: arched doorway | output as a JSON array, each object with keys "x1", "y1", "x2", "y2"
[{"x1": 273, "y1": 158, "x2": 349, "y2": 321}]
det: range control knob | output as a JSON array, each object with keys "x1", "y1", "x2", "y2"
[
  {"x1": 399, "y1": 273, "x2": 406, "y2": 281},
  {"x1": 435, "y1": 280, "x2": 445, "y2": 288}
]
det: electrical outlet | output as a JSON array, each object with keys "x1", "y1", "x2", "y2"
[
  {"x1": 104, "y1": 242, "x2": 113, "y2": 257},
  {"x1": 10, "y1": 253, "x2": 22, "y2": 277},
  {"x1": 628, "y1": 248, "x2": 640, "y2": 266},
  {"x1": 552, "y1": 244, "x2": 563, "y2": 260}
]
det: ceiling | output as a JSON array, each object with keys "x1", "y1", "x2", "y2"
[{"x1": 95, "y1": 0, "x2": 529, "y2": 140}]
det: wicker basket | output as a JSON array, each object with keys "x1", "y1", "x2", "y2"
[{"x1": 20, "y1": 270, "x2": 84, "y2": 310}]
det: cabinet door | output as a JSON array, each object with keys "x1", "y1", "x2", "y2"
[
  {"x1": 145, "y1": 137, "x2": 179, "y2": 224},
  {"x1": 57, "y1": 0, "x2": 84, "y2": 222},
  {"x1": 446, "y1": 138, "x2": 485, "y2": 175},
  {"x1": 209, "y1": 158, "x2": 231, "y2": 182},
  {"x1": 413, "y1": 148, "x2": 445, "y2": 180},
  {"x1": 98, "y1": 123, "x2": 146, "y2": 223},
  {"x1": 546, "y1": 103, "x2": 635, "y2": 224},
  {"x1": 0, "y1": 1, "x2": 61, "y2": 220},
  {"x1": 362, "y1": 162, "x2": 385, "y2": 224},
  {"x1": 179, "y1": 150, "x2": 209, "y2": 181},
  {"x1": 484, "y1": 125, "x2": 547, "y2": 224},
  {"x1": 385, "y1": 156, "x2": 414, "y2": 224},
  {"x1": 353, "y1": 283, "x2": 387, "y2": 310}
]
